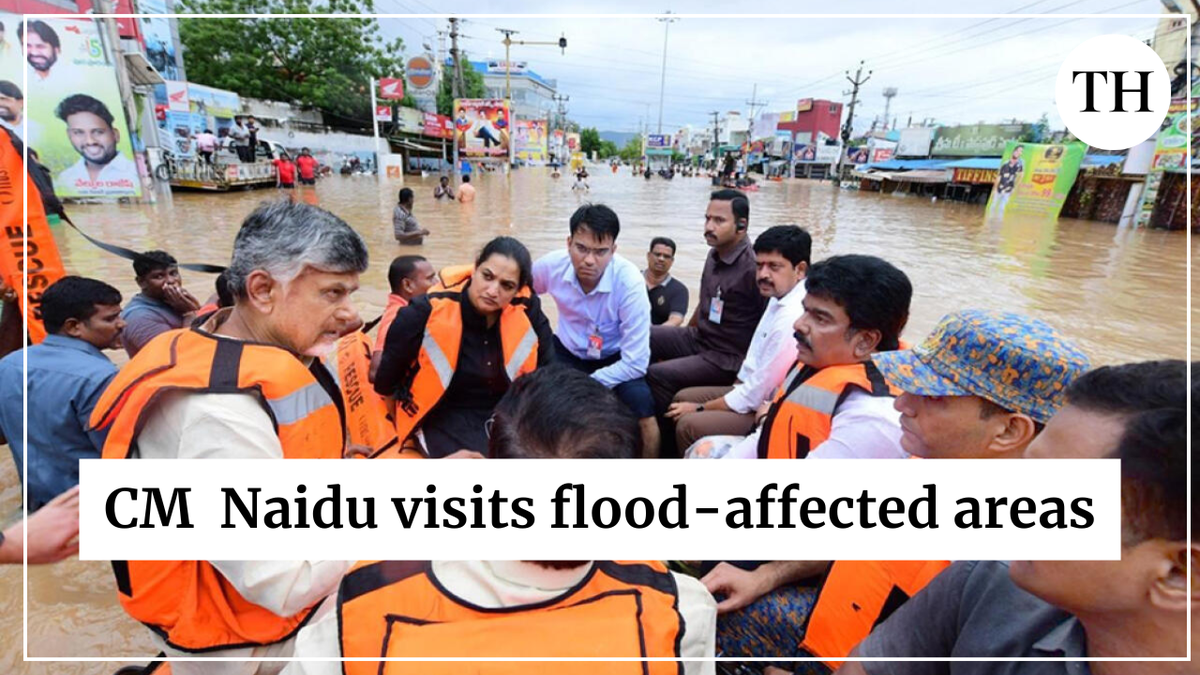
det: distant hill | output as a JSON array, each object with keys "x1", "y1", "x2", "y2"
[{"x1": 599, "y1": 131, "x2": 637, "y2": 147}]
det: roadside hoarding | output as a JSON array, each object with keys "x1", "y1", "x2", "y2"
[
  {"x1": 985, "y1": 141, "x2": 1085, "y2": 220},
  {"x1": 932, "y1": 124, "x2": 1031, "y2": 157},
  {"x1": 454, "y1": 98, "x2": 510, "y2": 158},
  {"x1": 514, "y1": 119, "x2": 549, "y2": 162}
]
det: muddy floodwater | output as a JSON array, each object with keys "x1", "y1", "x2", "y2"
[{"x1": 0, "y1": 168, "x2": 1189, "y2": 672}]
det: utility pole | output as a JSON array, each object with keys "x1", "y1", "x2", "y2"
[
  {"x1": 497, "y1": 27, "x2": 567, "y2": 167},
  {"x1": 656, "y1": 11, "x2": 677, "y2": 135},
  {"x1": 553, "y1": 93, "x2": 569, "y2": 162},
  {"x1": 709, "y1": 110, "x2": 721, "y2": 167},
  {"x1": 836, "y1": 60, "x2": 871, "y2": 184},
  {"x1": 449, "y1": 18, "x2": 462, "y2": 182},
  {"x1": 745, "y1": 83, "x2": 767, "y2": 165}
]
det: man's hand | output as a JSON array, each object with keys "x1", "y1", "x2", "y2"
[
  {"x1": 1, "y1": 486, "x2": 81, "y2": 564},
  {"x1": 445, "y1": 449, "x2": 485, "y2": 460},
  {"x1": 162, "y1": 284, "x2": 201, "y2": 314},
  {"x1": 700, "y1": 562, "x2": 773, "y2": 614},
  {"x1": 665, "y1": 401, "x2": 698, "y2": 421}
]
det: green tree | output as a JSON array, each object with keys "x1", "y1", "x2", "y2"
[
  {"x1": 617, "y1": 137, "x2": 644, "y2": 162},
  {"x1": 579, "y1": 127, "x2": 602, "y2": 156},
  {"x1": 436, "y1": 60, "x2": 488, "y2": 116},
  {"x1": 598, "y1": 140, "x2": 619, "y2": 158},
  {"x1": 178, "y1": 0, "x2": 407, "y2": 123}
]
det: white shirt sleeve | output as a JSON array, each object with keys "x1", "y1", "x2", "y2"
[
  {"x1": 591, "y1": 266, "x2": 652, "y2": 388},
  {"x1": 138, "y1": 392, "x2": 351, "y2": 620},
  {"x1": 809, "y1": 390, "x2": 908, "y2": 459},
  {"x1": 531, "y1": 253, "x2": 551, "y2": 296},
  {"x1": 723, "y1": 327, "x2": 798, "y2": 414},
  {"x1": 673, "y1": 571, "x2": 718, "y2": 675}
]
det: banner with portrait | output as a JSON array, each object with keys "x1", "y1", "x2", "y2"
[
  {"x1": 453, "y1": 98, "x2": 510, "y2": 158},
  {"x1": 514, "y1": 119, "x2": 548, "y2": 161},
  {"x1": 20, "y1": 17, "x2": 142, "y2": 198},
  {"x1": 985, "y1": 141, "x2": 1085, "y2": 220}
]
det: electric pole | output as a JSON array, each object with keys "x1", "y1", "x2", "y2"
[
  {"x1": 449, "y1": 18, "x2": 462, "y2": 182},
  {"x1": 656, "y1": 11, "x2": 677, "y2": 135},
  {"x1": 745, "y1": 83, "x2": 767, "y2": 164},
  {"x1": 553, "y1": 94, "x2": 569, "y2": 162},
  {"x1": 709, "y1": 110, "x2": 721, "y2": 166},
  {"x1": 836, "y1": 60, "x2": 871, "y2": 183}
]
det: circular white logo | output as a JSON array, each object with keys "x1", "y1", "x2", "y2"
[{"x1": 1055, "y1": 34, "x2": 1171, "y2": 150}]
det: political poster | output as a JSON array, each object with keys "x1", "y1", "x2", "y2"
[
  {"x1": 0, "y1": 13, "x2": 25, "y2": 141},
  {"x1": 514, "y1": 119, "x2": 548, "y2": 162},
  {"x1": 932, "y1": 124, "x2": 1031, "y2": 157},
  {"x1": 22, "y1": 17, "x2": 142, "y2": 198},
  {"x1": 985, "y1": 141, "x2": 1085, "y2": 220},
  {"x1": 454, "y1": 98, "x2": 510, "y2": 158},
  {"x1": 1135, "y1": 97, "x2": 1198, "y2": 227}
]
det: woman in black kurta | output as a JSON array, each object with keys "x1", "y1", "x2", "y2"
[{"x1": 374, "y1": 237, "x2": 555, "y2": 457}]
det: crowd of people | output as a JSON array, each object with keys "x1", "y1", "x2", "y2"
[{"x1": 0, "y1": 176, "x2": 1192, "y2": 674}]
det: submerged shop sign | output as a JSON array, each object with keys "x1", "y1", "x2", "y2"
[
  {"x1": 20, "y1": 17, "x2": 142, "y2": 198},
  {"x1": 932, "y1": 124, "x2": 1031, "y2": 157},
  {"x1": 985, "y1": 141, "x2": 1085, "y2": 220}
]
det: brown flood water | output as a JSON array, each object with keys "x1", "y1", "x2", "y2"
[{"x1": 0, "y1": 168, "x2": 1190, "y2": 671}]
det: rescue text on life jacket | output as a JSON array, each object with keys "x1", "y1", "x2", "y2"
[
  {"x1": 89, "y1": 322, "x2": 347, "y2": 652},
  {"x1": 389, "y1": 266, "x2": 539, "y2": 446},
  {"x1": 0, "y1": 126, "x2": 65, "y2": 343},
  {"x1": 330, "y1": 329, "x2": 398, "y2": 455},
  {"x1": 757, "y1": 360, "x2": 899, "y2": 459},
  {"x1": 799, "y1": 559, "x2": 951, "y2": 668},
  {"x1": 337, "y1": 560, "x2": 685, "y2": 675}
]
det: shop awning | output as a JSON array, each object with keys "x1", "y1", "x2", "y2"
[
  {"x1": 124, "y1": 53, "x2": 164, "y2": 86},
  {"x1": 941, "y1": 157, "x2": 1001, "y2": 169},
  {"x1": 388, "y1": 137, "x2": 445, "y2": 154},
  {"x1": 857, "y1": 169, "x2": 951, "y2": 183},
  {"x1": 859, "y1": 158, "x2": 951, "y2": 171}
]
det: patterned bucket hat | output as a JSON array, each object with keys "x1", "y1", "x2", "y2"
[{"x1": 872, "y1": 310, "x2": 1091, "y2": 424}]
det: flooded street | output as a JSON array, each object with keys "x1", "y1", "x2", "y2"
[{"x1": 1, "y1": 168, "x2": 1189, "y2": 671}]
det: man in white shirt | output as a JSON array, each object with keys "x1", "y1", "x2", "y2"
[
  {"x1": 53, "y1": 94, "x2": 139, "y2": 196},
  {"x1": 532, "y1": 203, "x2": 657, "y2": 456},
  {"x1": 285, "y1": 366, "x2": 717, "y2": 675},
  {"x1": 20, "y1": 20, "x2": 65, "y2": 87},
  {"x1": 90, "y1": 201, "x2": 370, "y2": 674},
  {"x1": 665, "y1": 225, "x2": 810, "y2": 452}
]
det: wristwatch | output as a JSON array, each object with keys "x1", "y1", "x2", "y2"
[{"x1": 695, "y1": 404, "x2": 704, "y2": 413}]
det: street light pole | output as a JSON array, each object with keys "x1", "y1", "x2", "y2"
[
  {"x1": 496, "y1": 28, "x2": 567, "y2": 168},
  {"x1": 656, "y1": 11, "x2": 677, "y2": 135}
]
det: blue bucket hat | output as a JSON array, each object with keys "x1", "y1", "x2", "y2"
[{"x1": 872, "y1": 310, "x2": 1091, "y2": 424}]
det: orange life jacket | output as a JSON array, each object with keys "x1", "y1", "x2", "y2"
[
  {"x1": 0, "y1": 126, "x2": 65, "y2": 343},
  {"x1": 89, "y1": 323, "x2": 346, "y2": 652},
  {"x1": 800, "y1": 559, "x2": 951, "y2": 668},
  {"x1": 390, "y1": 266, "x2": 539, "y2": 445},
  {"x1": 758, "y1": 360, "x2": 900, "y2": 459},
  {"x1": 337, "y1": 560, "x2": 685, "y2": 675},
  {"x1": 331, "y1": 330, "x2": 398, "y2": 456}
]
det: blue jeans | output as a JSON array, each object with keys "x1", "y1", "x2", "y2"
[{"x1": 552, "y1": 337, "x2": 655, "y2": 419}]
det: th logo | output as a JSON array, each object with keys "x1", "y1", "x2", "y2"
[{"x1": 1071, "y1": 71, "x2": 1154, "y2": 113}]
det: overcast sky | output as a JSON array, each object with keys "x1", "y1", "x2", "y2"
[{"x1": 374, "y1": 1, "x2": 1177, "y2": 134}]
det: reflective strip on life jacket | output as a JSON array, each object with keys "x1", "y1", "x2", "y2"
[
  {"x1": 758, "y1": 361, "x2": 899, "y2": 460},
  {"x1": 419, "y1": 329, "x2": 456, "y2": 388},
  {"x1": 92, "y1": 325, "x2": 346, "y2": 652},
  {"x1": 800, "y1": 559, "x2": 951, "y2": 668},
  {"x1": 337, "y1": 560, "x2": 685, "y2": 675},
  {"x1": 504, "y1": 325, "x2": 537, "y2": 381}
]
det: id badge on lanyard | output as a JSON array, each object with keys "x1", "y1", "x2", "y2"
[
  {"x1": 708, "y1": 287, "x2": 725, "y2": 324},
  {"x1": 587, "y1": 326, "x2": 604, "y2": 359}
]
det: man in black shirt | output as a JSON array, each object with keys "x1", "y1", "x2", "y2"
[{"x1": 644, "y1": 237, "x2": 689, "y2": 327}]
